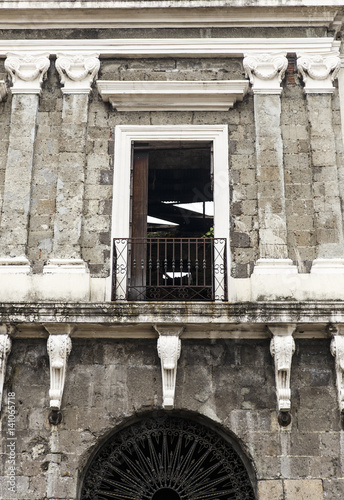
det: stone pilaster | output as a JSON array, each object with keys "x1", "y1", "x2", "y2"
[
  {"x1": 0, "y1": 53, "x2": 50, "y2": 272},
  {"x1": 298, "y1": 52, "x2": 344, "y2": 273},
  {"x1": 243, "y1": 53, "x2": 297, "y2": 275},
  {"x1": 44, "y1": 54, "x2": 99, "y2": 274}
]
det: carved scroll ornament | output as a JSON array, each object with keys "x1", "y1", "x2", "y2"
[
  {"x1": 243, "y1": 53, "x2": 288, "y2": 93},
  {"x1": 56, "y1": 53, "x2": 100, "y2": 93},
  {"x1": 47, "y1": 334, "x2": 72, "y2": 410},
  {"x1": 5, "y1": 53, "x2": 50, "y2": 93},
  {"x1": 156, "y1": 327, "x2": 183, "y2": 409},
  {"x1": 330, "y1": 335, "x2": 344, "y2": 413},
  {"x1": 270, "y1": 330, "x2": 295, "y2": 413},
  {"x1": 297, "y1": 52, "x2": 340, "y2": 93}
]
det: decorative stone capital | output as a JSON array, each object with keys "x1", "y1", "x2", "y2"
[
  {"x1": 297, "y1": 52, "x2": 340, "y2": 94},
  {"x1": 330, "y1": 330, "x2": 344, "y2": 413},
  {"x1": 0, "y1": 332, "x2": 12, "y2": 413},
  {"x1": 155, "y1": 325, "x2": 184, "y2": 409},
  {"x1": 269, "y1": 325, "x2": 296, "y2": 413},
  {"x1": 56, "y1": 53, "x2": 100, "y2": 94},
  {"x1": 243, "y1": 53, "x2": 288, "y2": 94},
  {"x1": 47, "y1": 334, "x2": 72, "y2": 410},
  {"x1": 5, "y1": 53, "x2": 50, "y2": 94}
]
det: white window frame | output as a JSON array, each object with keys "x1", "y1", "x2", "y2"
[{"x1": 108, "y1": 124, "x2": 230, "y2": 301}]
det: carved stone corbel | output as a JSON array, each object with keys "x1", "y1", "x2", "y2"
[
  {"x1": 154, "y1": 326, "x2": 184, "y2": 409},
  {"x1": 329, "y1": 325, "x2": 344, "y2": 413},
  {"x1": 243, "y1": 53, "x2": 288, "y2": 94},
  {"x1": 46, "y1": 329, "x2": 72, "y2": 410},
  {"x1": 0, "y1": 326, "x2": 13, "y2": 413},
  {"x1": 56, "y1": 53, "x2": 100, "y2": 94},
  {"x1": 297, "y1": 52, "x2": 340, "y2": 93},
  {"x1": 5, "y1": 53, "x2": 50, "y2": 94},
  {"x1": 269, "y1": 325, "x2": 296, "y2": 421}
]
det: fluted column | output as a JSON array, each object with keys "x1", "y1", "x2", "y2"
[
  {"x1": 243, "y1": 53, "x2": 297, "y2": 275},
  {"x1": 298, "y1": 52, "x2": 344, "y2": 273},
  {"x1": 44, "y1": 53, "x2": 99, "y2": 274},
  {"x1": 0, "y1": 53, "x2": 50, "y2": 272}
]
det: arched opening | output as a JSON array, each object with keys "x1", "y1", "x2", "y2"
[{"x1": 80, "y1": 414, "x2": 256, "y2": 500}]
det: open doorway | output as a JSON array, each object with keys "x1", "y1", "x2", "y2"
[
  {"x1": 132, "y1": 141, "x2": 213, "y2": 239},
  {"x1": 129, "y1": 142, "x2": 215, "y2": 300}
]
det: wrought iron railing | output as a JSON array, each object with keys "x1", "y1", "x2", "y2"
[{"x1": 112, "y1": 237, "x2": 227, "y2": 301}]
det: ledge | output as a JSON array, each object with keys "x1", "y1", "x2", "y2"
[
  {"x1": 1, "y1": 301, "x2": 344, "y2": 339},
  {"x1": 97, "y1": 80, "x2": 249, "y2": 111},
  {"x1": 0, "y1": 38, "x2": 340, "y2": 58}
]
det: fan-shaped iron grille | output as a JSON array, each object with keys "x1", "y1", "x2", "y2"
[{"x1": 80, "y1": 415, "x2": 256, "y2": 500}]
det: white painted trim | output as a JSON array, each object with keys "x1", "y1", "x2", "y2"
[
  {"x1": 0, "y1": 38, "x2": 340, "y2": 58},
  {"x1": 97, "y1": 80, "x2": 249, "y2": 111},
  {"x1": 0, "y1": 256, "x2": 31, "y2": 274},
  {"x1": 109, "y1": 125, "x2": 230, "y2": 301},
  {"x1": 311, "y1": 258, "x2": 344, "y2": 274},
  {"x1": 253, "y1": 259, "x2": 298, "y2": 275}
]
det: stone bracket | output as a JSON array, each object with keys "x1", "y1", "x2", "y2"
[
  {"x1": 0, "y1": 325, "x2": 14, "y2": 413},
  {"x1": 154, "y1": 325, "x2": 184, "y2": 409},
  {"x1": 329, "y1": 325, "x2": 344, "y2": 413},
  {"x1": 269, "y1": 325, "x2": 296, "y2": 413},
  {"x1": 46, "y1": 327, "x2": 73, "y2": 410}
]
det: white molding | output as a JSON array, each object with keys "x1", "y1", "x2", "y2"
[
  {"x1": 4, "y1": 53, "x2": 50, "y2": 94},
  {"x1": 47, "y1": 333, "x2": 72, "y2": 410},
  {"x1": 110, "y1": 125, "x2": 230, "y2": 301},
  {"x1": 0, "y1": 256, "x2": 31, "y2": 274},
  {"x1": 43, "y1": 259, "x2": 89, "y2": 274},
  {"x1": 0, "y1": 331, "x2": 12, "y2": 413},
  {"x1": 311, "y1": 258, "x2": 344, "y2": 274},
  {"x1": 0, "y1": 81, "x2": 7, "y2": 101},
  {"x1": 97, "y1": 80, "x2": 249, "y2": 111},
  {"x1": 253, "y1": 259, "x2": 298, "y2": 275},
  {"x1": 56, "y1": 53, "x2": 100, "y2": 94},
  {"x1": 0, "y1": 3, "x2": 341, "y2": 29},
  {"x1": 155, "y1": 325, "x2": 183, "y2": 409},
  {"x1": 0, "y1": 38, "x2": 340, "y2": 59},
  {"x1": 243, "y1": 53, "x2": 288, "y2": 94},
  {"x1": 269, "y1": 325, "x2": 296, "y2": 413},
  {"x1": 298, "y1": 52, "x2": 341, "y2": 94}
]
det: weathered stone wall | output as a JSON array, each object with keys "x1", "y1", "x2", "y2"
[
  {"x1": 1, "y1": 337, "x2": 342, "y2": 499},
  {"x1": 0, "y1": 59, "x2": 11, "y2": 226}
]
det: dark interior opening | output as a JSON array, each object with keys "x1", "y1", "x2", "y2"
[
  {"x1": 152, "y1": 488, "x2": 181, "y2": 500},
  {"x1": 133, "y1": 141, "x2": 213, "y2": 238}
]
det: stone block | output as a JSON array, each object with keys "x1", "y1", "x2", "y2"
[
  {"x1": 258, "y1": 480, "x2": 283, "y2": 500},
  {"x1": 284, "y1": 479, "x2": 323, "y2": 500}
]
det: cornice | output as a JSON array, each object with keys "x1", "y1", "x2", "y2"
[
  {"x1": 0, "y1": 3, "x2": 342, "y2": 29},
  {"x1": 1, "y1": 301, "x2": 344, "y2": 339},
  {"x1": 0, "y1": 38, "x2": 340, "y2": 59},
  {"x1": 97, "y1": 80, "x2": 249, "y2": 111}
]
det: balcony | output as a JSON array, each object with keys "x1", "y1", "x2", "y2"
[{"x1": 112, "y1": 238, "x2": 227, "y2": 301}]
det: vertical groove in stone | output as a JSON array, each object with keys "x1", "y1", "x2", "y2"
[
  {"x1": 306, "y1": 93, "x2": 344, "y2": 259},
  {"x1": 254, "y1": 94, "x2": 289, "y2": 260},
  {"x1": 0, "y1": 93, "x2": 39, "y2": 258}
]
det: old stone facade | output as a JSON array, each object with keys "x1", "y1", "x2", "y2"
[{"x1": 1, "y1": 1, "x2": 344, "y2": 499}]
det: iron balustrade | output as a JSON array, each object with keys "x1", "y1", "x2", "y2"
[{"x1": 112, "y1": 237, "x2": 227, "y2": 301}]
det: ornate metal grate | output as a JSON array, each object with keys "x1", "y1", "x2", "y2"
[
  {"x1": 80, "y1": 415, "x2": 256, "y2": 500},
  {"x1": 112, "y1": 238, "x2": 227, "y2": 301}
]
